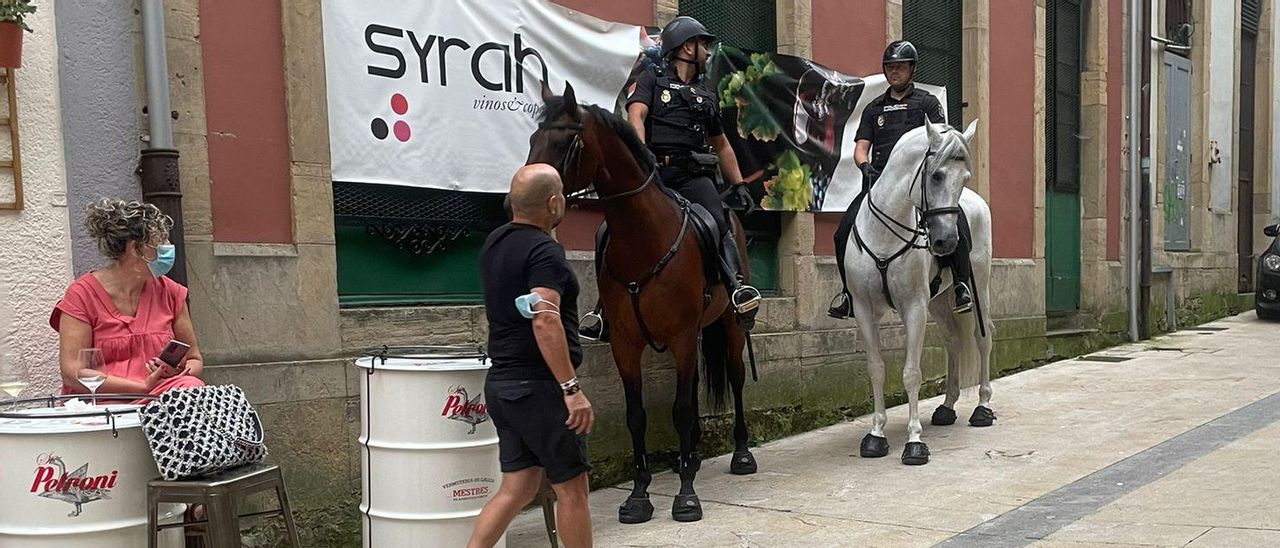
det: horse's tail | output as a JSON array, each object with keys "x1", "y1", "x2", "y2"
[{"x1": 700, "y1": 320, "x2": 731, "y2": 412}]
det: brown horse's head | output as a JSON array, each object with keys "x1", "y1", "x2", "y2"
[{"x1": 527, "y1": 81, "x2": 655, "y2": 198}]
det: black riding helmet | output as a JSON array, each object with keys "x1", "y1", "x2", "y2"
[
  {"x1": 882, "y1": 40, "x2": 918, "y2": 65},
  {"x1": 660, "y1": 16, "x2": 717, "y2": 59}
]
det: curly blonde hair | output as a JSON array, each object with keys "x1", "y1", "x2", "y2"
[{"x1": 84, "y1": 198, "x2": 173, "y2": 260}]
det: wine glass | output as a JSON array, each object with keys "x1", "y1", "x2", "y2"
[
  {"x1": 77, "y1": 348, "x2": 107, "y2": 406},
  {"x1": 0, "y1": 353, "x2": 24, "y2": 401}
]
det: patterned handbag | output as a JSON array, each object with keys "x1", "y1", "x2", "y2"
[{"x1": 138, "y1": 385, "x2": 268, "y2": 480}]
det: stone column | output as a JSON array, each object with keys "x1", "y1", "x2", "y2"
[
  {"x1": 887, "y1": 0, "x2": 903, "y2": 41},
  {"x1": 963, "y1": 0, "x2": 991, "y2": 200},
  {"x1": 1080, "y1": 0, "x2": 1113, "y2": 311},
  {"x1": 656, "y1": 0, "x2": 679, "y2": 26},
  {"x1": 777, "y1": 0, "x2": 813, "y2": 57}
]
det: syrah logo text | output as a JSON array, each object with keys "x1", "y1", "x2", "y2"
[{"x1": 365, "y1": 26, "x2": 549, "y2": 93}]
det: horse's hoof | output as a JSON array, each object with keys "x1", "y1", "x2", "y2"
[
  {"x1": 931, "y1": 405, "x2": 958, "y2": 426},
  {"x1": 860, "y1": 434, "x2": 890, "y2": 458},
  {"x1": 729, "y1": 450, "x2": 757, "y2": 475},
  {"x1": 969, "y1": 405, "x2": 997, "y2": 427},
  {"x1": 901, "y1": 441, "x2": 930, "y2": 465},
  {"x1": 618, "y1": 496, "x2": 654, "y2": 524},
  {"x1": 672, "y1": 494, "x2": 703, "y2": 522}
]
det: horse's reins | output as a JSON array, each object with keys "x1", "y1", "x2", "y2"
[
  {"x1": 854, "y1": 135, "x2": 963, "y2": 309},
  {"x1": 539, "y1": 121, "x2": 658, "y2": 203},
  {"x1": 538, "y1": 117, "x2": 703, "y2": 353}
]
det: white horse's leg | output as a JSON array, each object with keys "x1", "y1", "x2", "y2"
[
  {"x1": 854, "y1": 301, "x2": 891, "y2": 458},
  {"x1": 899, "y1": 299, "x2": 930, "y2": 465},
  {"x1": 970, "y1": 265, "x2": 997, "y2": 426},
  {"x1": 927, "y1": 297, "x2": 962, "y2": 426}
]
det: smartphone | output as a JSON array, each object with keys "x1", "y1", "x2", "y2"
[{"x1": 158, "y1": 340, "x2": 191, "y2": 368}]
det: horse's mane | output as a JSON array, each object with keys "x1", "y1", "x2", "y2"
[
  {"x1": 541, "y1": 96, "x2": 656, "y2": 172},
  {"x1": 898, "y1": 123, "x2": 971, "y2": 171}
]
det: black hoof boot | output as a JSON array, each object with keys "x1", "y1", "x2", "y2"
[
  {"x1": 860, "y1": 434, "x2": 890, "y2": 458},
  {"x1": 618, "y1": 496, "x2": 654, "y2": 524},
  {"x1": 729, "y1": 450, "x2": 757, "y2": 475},
  {"x1": 672, "y1": 494, "x2": 703, "y2": 522},
  {"x1": 901, "y1": 441, "x2": 930, "y2": 465},
  {"x1": 969, "y1": 405, "x2": 997, "y2": 427},
  {"x1": 931, "y1": 405, "x2": 957, "y2": 426}
]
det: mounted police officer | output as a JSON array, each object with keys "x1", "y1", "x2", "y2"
[
  {"x1": 579, "y1": 16, "x2": 761, "y2": 340},
  {"x1": 827, "y1": 40, "x2": 975, "y2": 319}
]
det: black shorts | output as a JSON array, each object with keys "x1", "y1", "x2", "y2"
[{"x1": 485, "y1": 379, "x2": 591, "y2": 484}]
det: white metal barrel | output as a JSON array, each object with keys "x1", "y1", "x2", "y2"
[
  {"x1": 0, "y1": 404, "x2": 184, "y2": 547},
  {"x1": 356, "y1": 349, "x2": 504, "y2": 548}
]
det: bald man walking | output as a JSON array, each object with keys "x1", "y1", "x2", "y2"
[{"x1": 469, "y1": 164, "x2": 595, "y2": 548}]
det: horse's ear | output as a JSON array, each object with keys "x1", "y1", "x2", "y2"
[
  {"x1": 962, "y1": 119, "x2": 979, "y2": 143},
  {"x1": 563, "y1": 81, "x2": 580, "y2": 120},
  {"x1": 925, "y1": 119, "x2": 943, "y2": 148},
  {"x1": 541, "y1": 79, "x2": 554, "y2": 104}
]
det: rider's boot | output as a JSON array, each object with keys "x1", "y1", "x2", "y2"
[
  {"x1": 720, "y1": 232, "x2": 761, "y2": 330},
  {"x1": 579, "y1": 304, "x2": 609, "y2": 342},
  {"x1": 953, "y1": 282, "x2": 973, "y2": 314},
  {"x1": 827, "y1": 291, "x2": 855, "y2": 319}
]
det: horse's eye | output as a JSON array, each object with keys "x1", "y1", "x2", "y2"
[{"x1": 932, "y1": 172, "x2": 944, "y2": 182}]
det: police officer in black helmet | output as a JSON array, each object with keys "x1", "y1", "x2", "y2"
[
  {"x1": 827, "y1": 40, "x2": 975, "y2": 318},
  {"x1": 579, "y1": 16, "x2": 761, "y2": 340}
]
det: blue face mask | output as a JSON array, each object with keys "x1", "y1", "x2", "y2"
[
  {"x1": 148, "y1": 244, "x2": 176, "y2": 278},
  {"x1": 515, "y1": 292, "x2": 560, "y2": 319}
]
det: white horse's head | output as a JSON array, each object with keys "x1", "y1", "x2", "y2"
[{"x1": 912, "y1": 119, "x2": 977, "y2": 256}]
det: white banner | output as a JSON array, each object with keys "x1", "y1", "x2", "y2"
[
  {"x1": 819, "y1": 75, "x2": 948, "y2": 212},
  {"x1": 321, "y1": 0, "x2": 641, "y2": 193}
]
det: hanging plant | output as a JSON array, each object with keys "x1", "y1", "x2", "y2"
[{"x1": 0, "y1": 0, "x2": 34, "y2": 68}]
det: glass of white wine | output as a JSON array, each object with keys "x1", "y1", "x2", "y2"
[
  {"x1": 77, "y1": 348, "x2": 107, "y2": 406},
  {"x1": 0, "y1": 354, "x2": 25, "y2": 400}
]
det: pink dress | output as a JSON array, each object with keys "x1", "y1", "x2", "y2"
[{"x1": 50, "y1": 274, "x2": 205, "y2": 396}]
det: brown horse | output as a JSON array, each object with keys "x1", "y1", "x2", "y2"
[{"x1": 526, "y1": 83, "x2": 757, "y2": 524}]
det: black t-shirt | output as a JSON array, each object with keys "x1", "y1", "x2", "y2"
[
  {"x1": 628, "y1": 69, "x2": 723, "y2": 155},
  {"x1": 855, "y1": 84, "x2": 945, "y2": 173},
  {"x1": 480, "y1": 223, "x2": 582, "y2": 381}
]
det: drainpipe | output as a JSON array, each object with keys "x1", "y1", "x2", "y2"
[
  {"x1": 138, "y1": 0, "x2": 187, "y2": 286},
  {"x1": 1128, "y1": 0, "x2": 1142, "y2": 341},
  {"x1": 1138, "y1": 0, "x2": 1152, "y2": 339}
]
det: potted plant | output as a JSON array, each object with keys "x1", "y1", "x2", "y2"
[{"x1": 0, "y1": 0, "x2": 35, "y2": 68}]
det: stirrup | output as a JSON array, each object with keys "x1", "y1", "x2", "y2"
[
  {"x1": 579, "y1": 311, "x2": 605, "y2": 341},
  {"x1": 953, "y1": 283, "x2": 973, "y2": 314},
  {"x1": 731, "y1": 285, "x2": 762, "y2": 314},
  {"x1": 827, "y1": 292, "x2": 853, "y2": 319}
]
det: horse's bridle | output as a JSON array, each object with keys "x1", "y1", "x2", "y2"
[
  {"x1": 537, "y1": 119, "x2": 656, "y2": 203},
  {"x1": 866, "y1": 138, "x2": 964, "y2": 250}
]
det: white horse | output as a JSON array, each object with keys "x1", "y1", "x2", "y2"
[{"x1": 840, "y1": 119, "x2": 995, "y2": 465}]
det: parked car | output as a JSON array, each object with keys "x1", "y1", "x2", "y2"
[{"x1": 1259, "y1": 224, "x2": 1280, "y2": 320}]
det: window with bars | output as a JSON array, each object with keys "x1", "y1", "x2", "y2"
[
  {"x1": 903, "y1": 0, "x2": 963, "y2": 130},
  {"x1": 1046, "y1": 0, "x2": 1083, "y2": 192},
  {"x1": 1164, "y1": 0, "x2": 1193, "y2": 57},
  {"x1": 679, "y1": 0, "x2": 777, "y2": 53}
]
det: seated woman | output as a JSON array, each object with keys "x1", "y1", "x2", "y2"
[{"x1": 51, "y1": 198, "x2": 204, "y2": 397}]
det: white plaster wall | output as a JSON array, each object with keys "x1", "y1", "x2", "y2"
[
  {"x1": 0, "y1": 2, "x2": 73, "y2": 397},
  {"x1": 1206, "y1": 0, "x2": 1235, "y2": 213}
]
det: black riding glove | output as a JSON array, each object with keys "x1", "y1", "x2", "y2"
[{"x1": 721, "y1": 184, "x2": 756, "y2": 214}]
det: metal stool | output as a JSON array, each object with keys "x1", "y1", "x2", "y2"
[{"x1": 147, "y1": 463, "x2": 301, "y2": 548}]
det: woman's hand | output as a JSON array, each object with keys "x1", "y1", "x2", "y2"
[
  {"x1": 143, "y1": 362, "x2": 169, "y2": 390},
  {"x1": 146, "y1": 357, "x2": 186, "y2": 379}
]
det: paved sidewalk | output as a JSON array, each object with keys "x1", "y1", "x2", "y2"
[{"x1": 506, "y1": 312, "x2": 1280, "y2": 547}]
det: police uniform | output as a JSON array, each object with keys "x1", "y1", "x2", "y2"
[
  {"x1": 627, "y1": 68, "x2": 728, "y2": 233},
  {"x1": 828, "y1": 42, "x2": 974, "y2": 319},
  {"x1": 855, "y1": 84, "x2": 946, "y2": 181},
  {"x1": 578, "y1": 16, "x2": 760, "y2": 342}
]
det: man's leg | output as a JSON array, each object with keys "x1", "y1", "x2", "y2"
[
  {"x1": 549, "y1": 471, "x2": 593, "y2": 548},
  {"x1": 466, "y1": 467, "x2": 543, "y2": 548},
  {"x1": 950, "y1": 211, "x2": 974, "y2": 313},
  {"x1": 828, "y1": 192, "x2": 862, "y2": 318},
  {"x1": 670, "y1": 172, "x2": 761, "y2": 317}
]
